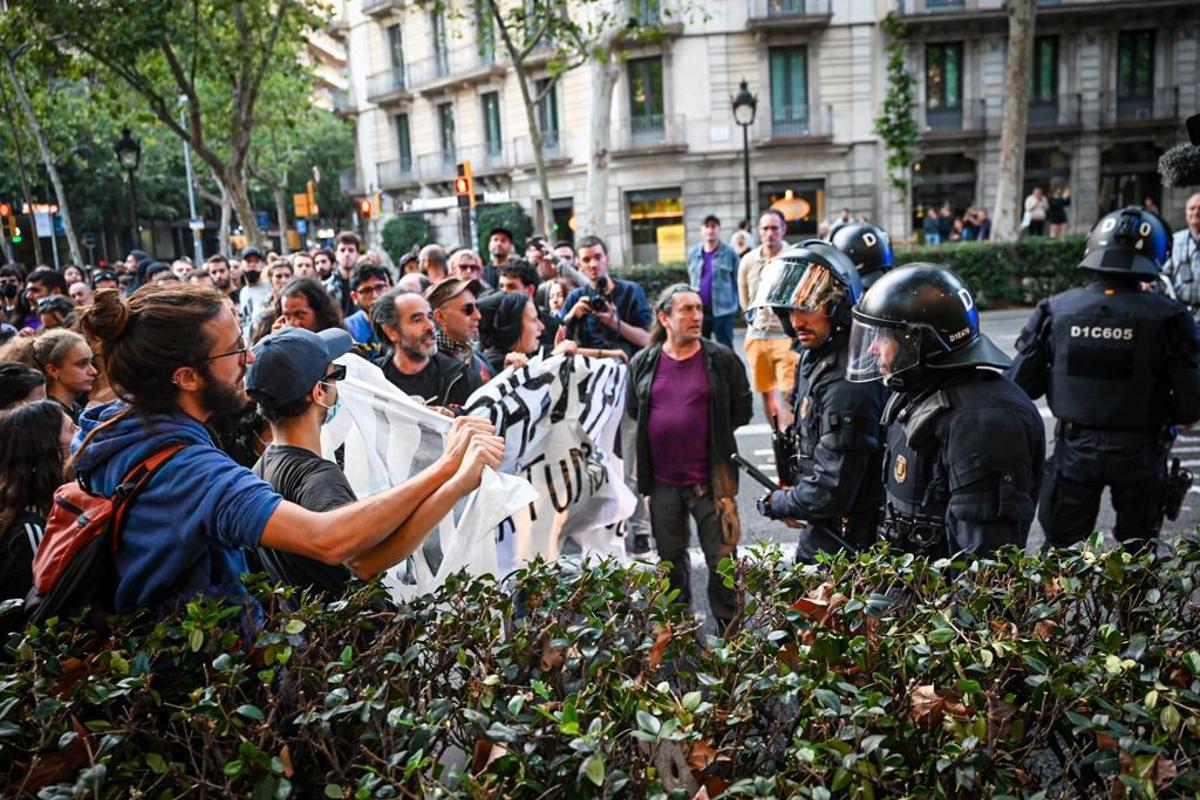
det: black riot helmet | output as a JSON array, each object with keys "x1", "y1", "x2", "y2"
[
  {"x1": 1079, "y1": 206, "x2": 1171, "y2": 277},
  {"x1": 847, "y1": 264, "x2": 1010, "y2": 391},
  {"x1": 831, "y1": 223, "x2": 895, "y2": 290},
  {"x1": 749, "y1": 240, "x2": 863, "y2": 338}
]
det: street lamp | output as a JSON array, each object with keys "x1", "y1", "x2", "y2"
[
  {"x1": 114, "y1": 127, "x2": 141, "y2": 250},
  {"x1": 731, "y1": 79, "x2": 758, "y2": 227}
]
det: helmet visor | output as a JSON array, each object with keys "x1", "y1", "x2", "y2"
[
  {"x1": 749, "y1": 256, "x2": 841, "y2": 313},
  {"x1": 846, "y1": 318, "x2": 924, "y2": 383}
]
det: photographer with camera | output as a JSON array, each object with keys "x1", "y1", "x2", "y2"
[{"x1": 558, "y1": 235, "x2": 651, "y2": 360}]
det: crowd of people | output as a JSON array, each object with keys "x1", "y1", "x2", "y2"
[{"x1": 1, "y1": 192, "x2": 1198, "y2": 634}]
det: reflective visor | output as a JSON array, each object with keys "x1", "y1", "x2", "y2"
[
  {"x1": 749, "y1": 257, "x2": 838, "y2": 312},
  {"x1": 846, "y1": 319, "x2": 924, "y2": 383}
]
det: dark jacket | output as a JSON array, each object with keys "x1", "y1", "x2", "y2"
[
  {"x1": 767, "y1": 332, "x2": 885, "y2": 547},
  {"x1": 626, "y1": 339, "x2": 753, "y2": 498},
  {"x1": 375, "y1": 350, "x2": 480, "y2": 408}
]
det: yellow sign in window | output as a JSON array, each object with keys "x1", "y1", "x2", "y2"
[{"x1": 656, "y1": 224, "x2": 686, "y2": 263}]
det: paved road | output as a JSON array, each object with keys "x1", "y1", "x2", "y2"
[{"x1": 669, "y1": 309, "x2": 1200, "y2": 625}]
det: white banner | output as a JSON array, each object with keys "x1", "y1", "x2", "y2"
[
  {"x1": 463, "y1": 353, "x2": 635, "y2": 576},
  {"x1": 322, "y1": 354, "x2": 537, "y2": 602}
]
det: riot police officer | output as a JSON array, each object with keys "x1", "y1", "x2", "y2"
[
  {"x1": 848, "y1": 265, "x2": 1044, "y2": 556},
  {"x1": 831, "y1": 222, "x2": 895, "y2": 290},
  {"x1": 1007, "y1": 206, "x2": 1200, "y2": 548},
  {"x1": 751, "y1": 241, "x2": 886, "y2": 561}
]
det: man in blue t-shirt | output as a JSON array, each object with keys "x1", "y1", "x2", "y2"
[{"x1": 70, "y1": 283, "x2": 505, "y2": 617}]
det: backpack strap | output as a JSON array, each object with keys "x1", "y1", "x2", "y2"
[{"x1": 108, "y1": 443, "x2": 188, "y2": 552}]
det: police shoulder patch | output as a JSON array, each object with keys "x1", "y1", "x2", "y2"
[{"x1": 894, "y1": 454, "x2": 908, "y2": 484}]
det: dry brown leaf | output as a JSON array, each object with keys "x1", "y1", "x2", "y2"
[
  {"x1": 687, "y1": 740, "x2": 718, "y2": 773},
  {"x1": 865, "y1": 615, "x2": 881, "y2": 647},
  {"x1": 540, "y1": 641, "x2": 564, "y2": 672},
  {"x1": 55, "y1": 657, "x2": 89, "y2": 698},
  {"x1": 472, "y1": 738, "x2": 491, "y2": 773},
  {"x1": 1033, "y1": 619, "x2": 1059, "y2": 641},
  {"x1": 705, "y1": 777, "x2": 730, "y2": 797},
  {"x1": 648, "y1": 623, "x2": 672, "y2": 671},
  {"x1": 279, "y1": 744, "x2": 294, "y2": 778},
  {"x1": 1044, "y1": 578, "x2": 1062, "y2": 600},
  {"x1": 1151, "y1": 755, "x2": 1177, "y2": 787},
  {"x1": 1096, "y1": 732, "x2": 1119, "y2": 751},
  {"x1": 907, "y1": 684, "x2": 945, "y2": 727},
  {"x1": 990, "y1": 621, "x2": 1019, "y2": 640}
]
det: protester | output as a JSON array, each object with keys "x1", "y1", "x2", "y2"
[
  {"x1": 627, "y1": 285, "x2": 752, "y2": 633},
  {"x1": 36, "y1": 296, "x2": 76, "y2": 331},
  {"x1": 171, "y1": 258, "x2": 194, "y2": 281},
  {"x1": 238, "y1": 247, "x2": 272, "y2": 337},
  {"x1": 292, "y1": 251, "x2": 316, "y2": 279},
  {"x1": 0, "y1": 362, "x2": 46, "y2": 410},
  {"x1": 343, "y1": 263, "x2": 393, "y2": 357},
  {"x1": 737, "y1": 210, "x2": 795, "y2": 428},
  {"x1": 553, "y1": 241, "x2": 576, "y2": 271},
  {"x1": 69, "y1": 281, "x2": 92, "y2": 306},
  {"x1": 0, "y1": 399, "x2": 74, "y2": 635},
  {"x1": 145, "y1": 262, "x2": 180, "y2": 287},
  {"x1": 205, "y1": 254, "x2": 235, "y2": 300},
  {"x1": 279, "y1": 277, "x2": 344, "y2": 333},
  {"x1": 730, "y1": 221, "x2": 753, "y2": 258},
  {"x1": 398, "y1": 252, "x2": 420, "y2": 275},
  {"x1": 419, "y1": 244, "x2": 449, "y2": 284},
  {"x1": 373, "y1": 288, "x2": 480, "y2": 411},
  {"x1": 24, "y1": 268, "x2": 69, "y2": 332},
  {"x1": 68, "y1": 285, "x2": 502, "y2": 618},
  {"x1": 62, "y1": 265, "x2": 85, "y2": 287},
  {"x1": 685, "y1": 214, "x2": 739, "y2": 348},
  {"x1": 533, "y1": 240, "x2": 587, "y2": 311},
  {"x1": 485, "y1": 226, "x2": 515, "y2": 288},
  {"x1": 0, "y1": 265, "x2": 27, "y2": 329},
  {"x1": 325, "y1": 232, "x2": 362, "y2": 318},
  {"x1": 449, "y1": 249, "x2": 488, "y2": 287},
  {"x1": 0, "y1": 329, "x2": 96, "y2": 423},
  {"x1": 398, "y1": 272, "x2": 431, "y2": 295},
  {"x1": 477, "y1": 292, "x2": 544, "y2": 374},
  {"x1": 268, "y1": 259, "x2": 294, "y2": 293},
  {"x1": 497, "y1": 259, "x2": 559, "y2": 349},
  {"x1": 314, "y1": 248, "x2": 335, "y2": 281},
  {"x1": 188, "y1": 268, "x2": 213, "y2": 288},
  {"x1": 92, "y1": 270, "x2": 119, "y2": 291},
  {"x1": 547, "y1": 277, "x2": 571, "y2": 315},
  {"x1": 427, "y1": 278, "x2": 493, "y2": 385}
]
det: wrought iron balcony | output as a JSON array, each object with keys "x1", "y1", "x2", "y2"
[
  {"x1": 614, "y1": 113, "x2": 687, "y2": 152},
  {"x1": 511, "y1": 132, "x2": 571, "y2": 167},
  {"x1": 746, "y1": 0, "x2": 833, "y2": 29},
  {"x1": 365, "y1": 67, "x2": 410, "y2": 105},
  {"x1": 376, "y1": 160, "x2": 415, "y2": 190},
  {"x1": 753, "y1": 103, "x2": 833, "y2": 141},
  {"x1": 1028, "y1": 93, "x2": 1081, "y2": 129},
  {"x1": 1100, "y1": 87, "x2": 1179, "y2": 125}
]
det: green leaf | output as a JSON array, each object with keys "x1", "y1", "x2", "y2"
[
  {"x1": 636, "y1": 710, "x2": 661, "y2": 735},
  {"x1": 145, "y1": 752, "x2": 167, "y2": 774},
  {"x1": 324, "y1": 785, "x2": 343, "y2": 799},
  {"x1": 813, "y1": 688, "x2": 842, "y2": 714},
  {"x1": 237, "y1": 704, "x2": 265, "y2": 722},
  {"x1": 1160, "y1": 704, "x2": 1182, "y2": 733},
  {"x1": 285, "y1": 619, "x2": 306, "y2": 635},
  {"x1": 1183, "y1": 650, "x2": 1200, "y2": 676},
  {"x1": 929, "y1": 627, "x2": 956, "y2": 645},
  {"x1": 582, "y1": 754, "x2": 605, "y2": 787},
  {"x1": 188, "y1": 628, "x2": 204, "y2": 652},
  {"x1": 681, "y1": 691, "x2": 702, "y2": 711}
]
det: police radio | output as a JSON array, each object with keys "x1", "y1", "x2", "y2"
[{"x1": 1163, "y1": 457, "x2": 1193, "y2": 521}]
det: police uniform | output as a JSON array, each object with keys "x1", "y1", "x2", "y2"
[
  {"x1": 768, "y1": 333, "x2": 886, "y2": 560},
  {"x1": 847, "y1": 264, "x2": 1044, "y2": 557},
  {"x1": 1007, "y1": 209, "x2": 1200, "y2": 546}
]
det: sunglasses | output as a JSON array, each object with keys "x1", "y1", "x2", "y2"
[
  {"x1": 452, "y1": 302, "x2": 477, "y2": 315},
  {"x1": 323, "y1": 364, "x2": 348, "y2": 383}
]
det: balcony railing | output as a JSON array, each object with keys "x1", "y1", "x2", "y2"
[
  {"x1": 512, "y1": 132, "x2": 571, "y2": 166},
  {"x1": 331, "y1": 88, "x2": 356, "y2": 115},
  {"x1": 747, "y1": 0, "x2": 832, "y2": 21},
  {"x1": 407, "y1": 47, "x2": 500, "y2": 91},
  {"x1": 366, "y1": 66, "x2": 409, "y2": 104},
  {"x1": 755, "y1": 103, "x2": 833, "y2": 140},
  {"x1": 457, "y1": 142, "x2": 508, "y2": 174},
  {"x1": 361, "y1": 0, "x2": 396, "y2": 15},
  {"x1": 918, "y1": 98, "x2": 987, "y2": 134},
  {"x1": 1100, "y1": 87, "x2": 1179, "y2": 125},
  {"x1": 616, "y1": 113, "x2": 687, "y2": 151},
  {"x1": 376, "y1": 159, "x2": 415, "y2": 189},
  {"x1": 416, "y1": 151, "x2": 457, "y2": 183},
  {"x1": 1028, "y1": 93, "x2": 1081, "y2": 128}
]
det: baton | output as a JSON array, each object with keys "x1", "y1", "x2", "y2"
[{"x1": 732, "y1": 452, "x2": 780, "y2": 492}]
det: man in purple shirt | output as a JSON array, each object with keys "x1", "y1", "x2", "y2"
[{"x1": 627, "y1": 285, "x2": 753, "y2": 633}]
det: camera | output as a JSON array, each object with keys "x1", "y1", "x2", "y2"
[{"x1": 585, "y1": 275, "x2": 609, "y2": 313}]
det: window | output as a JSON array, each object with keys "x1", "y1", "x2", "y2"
[
  {"x1": 925, "y1": 42, "x2": 964, "y2": 129},
  {"x1": 628, "y1": 189, "x2": 684, "y2": 264},
  {"x1": 477, "y1": 4, "x2": 495, "y2": 62},
  {"x1": 438, "y1": 102, "x2": 455, "y2": 165},
  {"x1": 395, "y1": 114, "x2": 412, "y2": 171},
  {"x1": 482, "y1": 92, "x2": 502, "y2": 161},
  {"x1": 627, "y1": 56, "x2": 664, "y2": 143},
  {"x1": 1117, "y1": 30, "x2": 1154, "y2": 112},
  {"x1": 386, "y1": 25, "x2": 405, "y2": 75},
  {"x1": 629, "y1": 0, "x2": 660, "y2": 25},
  {"x1": 1029, "y1": 36, "x2": 1057, "y2": 104},
  {"x1": 432, "y1": 11, "x2": 449, "y2": 76},
  {"x1": 535, "y1": 78, "x2": 560, "y2": 150},
  {"x1": 769, "y1": 46, "x2": 808, "y2": 135},
  {"x1": 759, "y1": 179, "x2": 824, "y2": 238}
]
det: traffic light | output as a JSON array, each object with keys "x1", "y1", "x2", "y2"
[
  {"x1": 0, "y1": 203, "x2": 10, "y2": 218},
  {"x1": 358, "y1": 198, "x2": 373, "y2": 219},
  {"x1": 0, "y1": 204, "x2": 17, "y2": 243},
  {"x1": 454, "y1": 161, "x2": 476, "y2": 210}
]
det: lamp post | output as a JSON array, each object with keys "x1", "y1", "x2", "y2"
[
  {"x1": 731, "y1": 79, "x2": 758, "y2": 227},
  {"x1": 114, "y1": 127, "x2": 141, "y2": 250}
]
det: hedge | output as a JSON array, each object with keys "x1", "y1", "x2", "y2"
[
  {"x1": 3, "y1": 537, "x2": 1198, "y2": 798},
  {"x1": 380, "y1": 214, "x2": 432, "y2": 264},
  {"x1": 611, "y1": 237, "x2": 1091, "y2": 310},
  {"x1": 476, "y1": 203, "x2": 533, "y2": 258}
]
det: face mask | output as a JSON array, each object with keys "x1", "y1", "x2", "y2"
[
  {"x1": 317, "y1": 385, "x2": 341, "y2": 426},
  {"x1": 245, "y1": 270, "x2": 262, "y2": 284},
  {"x1": 0, "y1": 283, "x2": 16, "y2": 299}
]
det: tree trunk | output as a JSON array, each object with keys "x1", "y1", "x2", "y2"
[
  {"x1": 272, "y1": 185, "x2": 289, "y2": 255},
  {"x1": 224, "y1": 169, "x2": 262, "y2": 249},
  {"x1": 990, "y1": 0, "x2": 1037, "y2": 242},
  {"x1": 4, "y1": 60, "x2": 84, "y2": 267},
  {"x1": 584, "y1": 55, "x2": 621, "y2": 244}
]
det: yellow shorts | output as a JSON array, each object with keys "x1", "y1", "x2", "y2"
[{"x1": 745, "y1": 337, "x2": 798, "y2": 393}]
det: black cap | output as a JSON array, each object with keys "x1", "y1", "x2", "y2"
[
  {"x1": 702, "y1": 214, "x2": 721, "y2": 227},
  {"x1": 241, "y1": 246, "x2": 264, "y2": 261},
  {"x1": 246, "y1": 327, "x2": 353, "y2": 404},
  {"x1": 488, "y1": 226, "x2": 514, "y2": 242}
]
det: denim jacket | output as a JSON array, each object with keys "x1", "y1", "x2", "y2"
[{"x1": 686, "y1": 242, "x2": 740, "y2": 318}]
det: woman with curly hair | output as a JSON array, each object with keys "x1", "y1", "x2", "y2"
[{"x1": 0, "y1": 399, "x2": 74, "y2": 634}]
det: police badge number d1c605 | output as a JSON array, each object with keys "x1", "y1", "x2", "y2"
[
  {"x1": 893, "y1": 454, "x2": 908, "y2": 484},
  {"x1": 799, "y1": 395, "x2": 811, "y2": 419}
]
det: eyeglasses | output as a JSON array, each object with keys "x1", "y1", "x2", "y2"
[
  {"x1": 323, "y1": 364, "x2": 347, "y2": 383},
  {"x1": 355, "y1": 282, "x2": 388, "y2": 296},
  {"x1": 204, "y1": 336, "x2": 250, "y2": 364}
]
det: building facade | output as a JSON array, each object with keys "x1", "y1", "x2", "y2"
[{"x1": 331, "y1": 0, "x2": 1199, "y2": 265}]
